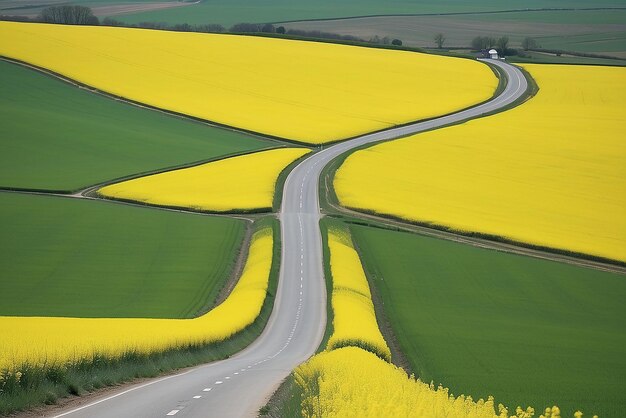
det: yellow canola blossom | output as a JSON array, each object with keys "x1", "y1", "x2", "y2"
[
  {"x1": 326, "y1": 228, "x2": 390, "y2": 362},
  {"x1": 295, "y1": 347, "x2": 592, "y2": 418},
  {"x1": 296, "y1": 347, "x2": 504, "y2": 418},
  {"x1": 335, "y1": 64, "x2": 626, "y2": 261},
  {"x1": 0, "y1": 227, "x2": 273, "y2": 370},
  {"x1": 0, "y1": 22, "x2": 496, "y2": 144},
  {"x1": 98, "y1": 148, "x2": 309, "y2": 211}
]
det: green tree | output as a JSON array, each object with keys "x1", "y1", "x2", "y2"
[
  {"x1": 39, "y1": 5, "x2": 98, "y2": 25},
  {"x1": 521, "y1": 37, "x2": 539, "y2": 51},
  {"x1": 496, "y1": 36, "x2": 509, "y2": 56},
  {"x1": 434, "y1": 33, "x2": 446, "y2": 49}
]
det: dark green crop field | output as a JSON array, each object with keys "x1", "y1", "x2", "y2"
[
  {"x1": 0, "y1": 60, "x2": 273, "y2": 192},
  {"x1": 349, "y1": 222, "x2": 626, "y2": 417},
  {"x1": 0, "y1": 192, "x2": 246, "y2": 318}
]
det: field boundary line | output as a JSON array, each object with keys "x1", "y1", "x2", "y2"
[
  {"x1": 0, "y1": 188, "x2": 259, "y2": 221},
  {"x1": 0, "y1": 146, "x2": 314, "y2": 219},
  {"x1": 0, "y1": 146, "x2": 293, "y2": 195},
  {"x1": 271, "y1": 7, "x2": 626, "y2": 24}
]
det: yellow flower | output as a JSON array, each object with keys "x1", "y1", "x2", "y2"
[
  {"x1": 0, "y1": 21, "x2": 496, "y2": 144},
  {"x1": 335, "y1": 64, "x2": 626, "y2": 261},
  {"x1": 0, "y1": 227, "x2": 274, "y2": 369},
  {"x1": 99, "y1": 148, "x2": 309, "y2": 211}
]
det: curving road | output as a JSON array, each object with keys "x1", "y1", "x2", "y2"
[{"x1": 48, "y1": 59, "x2": 527, "y2": 418}]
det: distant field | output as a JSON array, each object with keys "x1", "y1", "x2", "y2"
[
  {"x1": 283, "y1": 10, "x2": 626, "y2": 58},
  {"x1": 0, "y1": 0, "x2": 191, "y2": 19},
  {"x1": 0, "y1": 59, "x2": 272, "y2": 192},
  {"x1": 509, "y1": 50, "x2": 626, "y2": 65},
  {"x1": 0, "y1": 22, "x2": 496, "y2": 144},
  {"x1": 350, "y1": 223, "x2": 626, "y2": 417},
  {"x1": 335, "y1": 64, "x2": 626, "y2": 262},
  {"x1": 0, "y1": 192, "x2": 246, "y2": 318},
  {"x1": 102, "y1": 0, "x2": 626, "y2": 26}
]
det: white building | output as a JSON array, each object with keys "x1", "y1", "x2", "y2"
[{"x1": 488, "y1": 49, "x2": 499, "y2": 59}]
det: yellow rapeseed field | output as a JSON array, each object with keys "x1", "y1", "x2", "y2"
[
  {"x1": 326, "y1": 228, "x2": 391, "y2": 362},
  {"x1": 98, "y1": 148, "x2": 308, "y2": 211},
  {"x1": 335, "y1": 64, "x2": 626, "y2": 261},
  {"x1": 0, "y1": 21, "x2": 496, "y2": 144},
  {"x1": 0, "y1": 227, "x2": 273, "y2": 370},
  {"x1": 295, "y1": 347, "x2": 590, "y2": 418}
]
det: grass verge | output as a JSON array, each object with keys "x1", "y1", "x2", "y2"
[{"x1": 0, "y1": 216, "x2": 281, "y2": 416}]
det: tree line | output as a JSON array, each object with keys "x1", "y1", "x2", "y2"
[
  {"x1": 431, "y1": 32, "x2": 541, "y2": 57},
  {"x1": 1, "y1": 6, "x2": 404, "y2": 46}
]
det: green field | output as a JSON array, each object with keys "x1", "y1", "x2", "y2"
[
  {"x1": 509, "y1": 50, "x2": 626, "y2": 65},
  {"x1": 284, "y1": 10, "x2": 626, "y2": 58},
  {"x1": 348, "y1": 222, "x2": 626, "y2": 417},
  {"x1": 0, "y1": 60, "x2": 274, "y2": 192},
  {"x1": 0, "y1": 192, "x2": 247, "y2": 318},
  {"x1": 109, "y1": 0, "x2": 626, "y2": 26}
]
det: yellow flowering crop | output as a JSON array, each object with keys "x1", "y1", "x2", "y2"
[
  {"x1": 326, "y1": 228, "x2": 390, "y2": 362},
  {"x1": 335, "y1": 64, "x2": 626, "y2": 261},
  {"x1": 0, "y1": 227, "x2": 273, "y2": 370},
  {"x1": 296, "y1": 347, "x2": 504, "y2": 418},
  {"x1": 295, "y1": 347, "x2": 593, "y2": 418},
  {"x1": 0, "y1": 22, "x2": 496, "y2": 144},
  {"x1": 98, "y1": 148, "x2": 308, "y2": 211}
]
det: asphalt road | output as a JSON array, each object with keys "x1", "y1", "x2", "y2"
[{"x1": 48, "y1": 59, "x2": 527, "y2": 418}]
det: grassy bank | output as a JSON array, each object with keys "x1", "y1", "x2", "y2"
[
  {"x1": 350, "y1": 223, "x2": 626, "y2": 417},
  {"x1": 0, "y1": 216, "x2": 281, "y2": 416}
]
